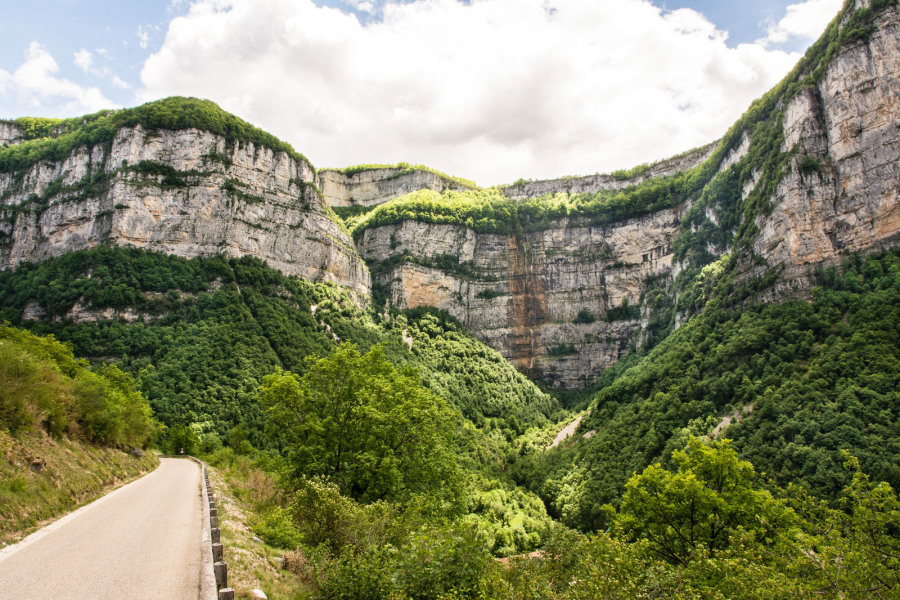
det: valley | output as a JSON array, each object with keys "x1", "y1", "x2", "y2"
[{"x1": 1, "y1": 0, "x2": 899, "y2": 597}]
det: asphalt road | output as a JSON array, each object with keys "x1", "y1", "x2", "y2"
[{"x1": 0, "y1": 458, "x2": 204, "y2": 600}]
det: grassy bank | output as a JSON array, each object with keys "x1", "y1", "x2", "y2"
[{"x1": 0, "y1": 430, "x2": 158, "y2": 545}]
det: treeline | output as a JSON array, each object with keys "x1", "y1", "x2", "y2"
[
  {"x1": 350, "y1": 174, "x2": 690, "y2": 238},
  {"x1": 0, "y1": 325, "x2": 156, "y2": 448},
  {"x1": 0, "y1": 96, "x2": 312, "y2": 175}
]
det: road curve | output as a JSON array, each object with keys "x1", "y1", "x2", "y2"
[{"x1": 0, "y1": 458, "x2": 203, "y2": 600}]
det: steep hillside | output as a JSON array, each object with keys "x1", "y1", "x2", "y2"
[
  {"x1": 514, "y1": 249, "x2": 900, "y2": 530},
  {"x1": 0, "y1": 97, "x2": 370, "y2": 297},
  {"x1": 0, "y1": 246, "x2": 559, "y2": 448},
  {"x1": 0, "y1": 326, "x2": 158, "y2": 543}
]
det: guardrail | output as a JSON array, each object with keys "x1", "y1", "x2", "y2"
[
  {"x1": 202, "y1": 465, "x2": 236, "y2": 600},
  {"x1": 163, "y1": 455, "x2": 237, "y2": 600}
]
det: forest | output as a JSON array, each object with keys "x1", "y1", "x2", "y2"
[
  {"x1": 0, "y1": 245, "x2": 898, "y2": 598},
  {"x1": 1, "y1": 0, "x2": 898, "y2": 595}
]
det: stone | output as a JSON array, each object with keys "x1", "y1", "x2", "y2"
[
  {"x1": 0, "y1": 126, "x2": 371, "y2": 299},
  {"x1": 319, "y1": 167, "x2": 473, "y2": 208}
]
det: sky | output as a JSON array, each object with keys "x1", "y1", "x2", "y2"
[{"x1": 0, "y1": 0, "x2": 845, "y2": 185}]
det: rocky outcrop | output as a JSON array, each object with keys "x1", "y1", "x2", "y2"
[
  {"x1": 0, "y1": 122, "x2": 22, "y2": 147},
  {"x1": 319, "y1": 167, "x2": 474, "y2": 208},
  {"x1": 501, "y1": 142, "x2": 718, "y2": 201},
  {"x1": 2, "y1": 2, "x2": 898, "y2": 390},
  {"x1": 0, "y1": 126, "x2": 371, "y2": 297},
  {"x1": 754, "y1": 2, "x2": 900, "y2": 281},
  {"x1": 359, "y1": 210, "x2": 680, "y2": 387}
]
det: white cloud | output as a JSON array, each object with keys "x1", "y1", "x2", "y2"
[
  {"x1": 4, "y1": 42, "x2": 119, "y2": 114},
  {"x1": 137, "y1": 25, "x2": 150, "y2": 49},
  {"x1": 760, "y1": 0, "x2": 844, "y2": 46},
  {"x1": 111, "y1": 75, "x2": 131, "y2": 90},
  {"x1": 74, "y1": 49, "x2": 93, "y2": 73},
  {"x1": 140, "y1": 0, "x2": 808, "y2": 185}
]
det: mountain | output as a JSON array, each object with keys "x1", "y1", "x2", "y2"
[
  {"x1": 346, "y1": 0, "x2": 900, "y2": 387},
  {"x1": 3, "y1": 2, "x2": 898, "y2": 392},
  {"x1": 0, "y1": 98, "x2": 369, "y2": 298},
  {"x1": 0, "y1": 0, "x2": 898, "y2": 517}
]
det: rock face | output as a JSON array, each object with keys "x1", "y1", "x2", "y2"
[
  {"x1": 0, "y1": 126, "x2": 371, "y2": 297},
  {"x1": 358, "y1": 2, "x2": 900, "y2": 387},
  {"x1": 0, "y1": 122, "x2": 22, "y2": 147},
  {"x1": 358, "y1": 209, "x2": 680, "y2": 387},
  {"x1": 754, "y1": 3, "x2": 900, "y2": 281},
  {"x1": 2, "y1": 2, "x2": 898, "y2": 390},
  {"x1": 319, "y1": 167, "x2": 473, "y2": 208},
  {"x1": 501, "y1": 142, "x2": 718, "y2": 201}
]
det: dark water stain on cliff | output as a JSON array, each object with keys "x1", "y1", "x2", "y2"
[{"x1": 507, "y1": 234, "x2": 547, "y2": 379}]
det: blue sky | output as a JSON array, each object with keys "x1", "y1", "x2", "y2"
[{"x1": 0, "y1": 0, "x2": 844, "y2": 184}]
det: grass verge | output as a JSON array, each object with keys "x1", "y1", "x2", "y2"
[{"x1": 0, "y1": 429, "x2": 159, "y2": 545}]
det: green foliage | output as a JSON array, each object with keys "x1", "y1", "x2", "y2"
[
  {"x1": 351, "y1": 175, "x2": 689, "y2": 238},
  {"x1": 125, "y1": 160, "x2": 206, "y2": 189},
  {"x1": 798, "y1": 154, "x2": 824, "y2": 177},
  {"x1": 259, "y1": 344, "x2": 465, "y2": 507},
  {"x1": 475, "y1": 288, "x2": 506, "y2": 300},
  {"x1": 331, "y1": 204, "x2": 378, "y2": 231},
  {"x1": 618, "y1": 438, "x2": 792, "y2": 565},
  {"x1": 252, "y1": 506, "x2": 304, "y2": 550},
  {"x1": 464, "y1": 476, "x2": 553, "y2": 555},
  {"x1": 0, "y1": 325, "x2": 156, "y2": 448},
  {"x1": 0, "y1": 247, "x2": 557, "y2": 463},
  {"x1": 605, "y1": 299, "x2": 640, "y2": 322},
  {"x1": 164, "y1": 424, "x2": 199, "y2": 455},
  {"x1": 573, "y1": 309, "x2": 596, "y2": 324},
  {"x1": 541, "y1": 250, "x2": 900, "y2": 530},
  {"x1": 0, "y1": 97, "x2": 312, "y2": 175},
  {"x1": 397, "y1": 308, "x2": 558, "y2": 427},
  {"x1": 548, "y1": 343, "x2": 577, "y2": 357}
]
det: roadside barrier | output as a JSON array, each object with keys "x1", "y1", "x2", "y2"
[
  {"x1": 163, "y1": 455, "x2": 232, "y2": 600},
  {"x1": 163, "y1": 455, "x2": 267, "y2": 600},
  {"x1": 202, "y1": 464, "x2": 235, "y2": 600}
]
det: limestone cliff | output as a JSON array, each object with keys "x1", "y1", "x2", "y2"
[
  {"x1": 358, "y1": 211, "x2": 679, "y2": 387},
  {"x1": 0, "y1": 123, "x2": 22, "y2": 147},
  {"x1": 0, "y1": 120, "x2": 371, "y2": 297},
  {"x1": 501, "y1": 142, "x2": 718, "y2": 201},
  {"x1": 355, "y1": 0, "x2": 900, "y2": 387},
  {"x1": 753, "y1": 1, "x2": 900, "y2": 283},
  {"x1": 319, "y1": 166, "x2": 476, "y2": 208}
]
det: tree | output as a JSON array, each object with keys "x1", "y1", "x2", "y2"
[
  {"x1": 786, "y1": 453, "x2": 900, "y2": 597},
  {"x1": 166, "y1": 424, "x2": 199, "y2": 455},
  {"x1": 258, "y1": 343, "x2": 463, "y2": 509},
  {"x1": 617, "y1": 437, "x2": 792, "y2": 565}
]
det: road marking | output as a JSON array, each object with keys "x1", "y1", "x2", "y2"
[{"x1": 0, "y1": 463, "x2": 158, "y2": 564}]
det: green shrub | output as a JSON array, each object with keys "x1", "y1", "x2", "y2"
[
  {"x1": 252, "y1": 507, "x2": 303, "y2": 550},
  {"x1": 573, "y1": 309, "x2": 596, "y2": 324}
]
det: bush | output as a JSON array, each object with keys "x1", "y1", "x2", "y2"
[
  {"x1": 573, "y1": 309, "x2": 596, "y2": 324},
  {"x1": 252, "y1": 507, "x2": 303, "y2": 550}
]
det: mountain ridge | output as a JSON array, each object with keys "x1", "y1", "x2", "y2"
[{"x1": 1, "y1": 0, "x2": 898, "y2": 388}]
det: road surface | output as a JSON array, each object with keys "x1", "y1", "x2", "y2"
[{"x1": 0, "y1": 458, "x2": 204, "y2": 600}]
